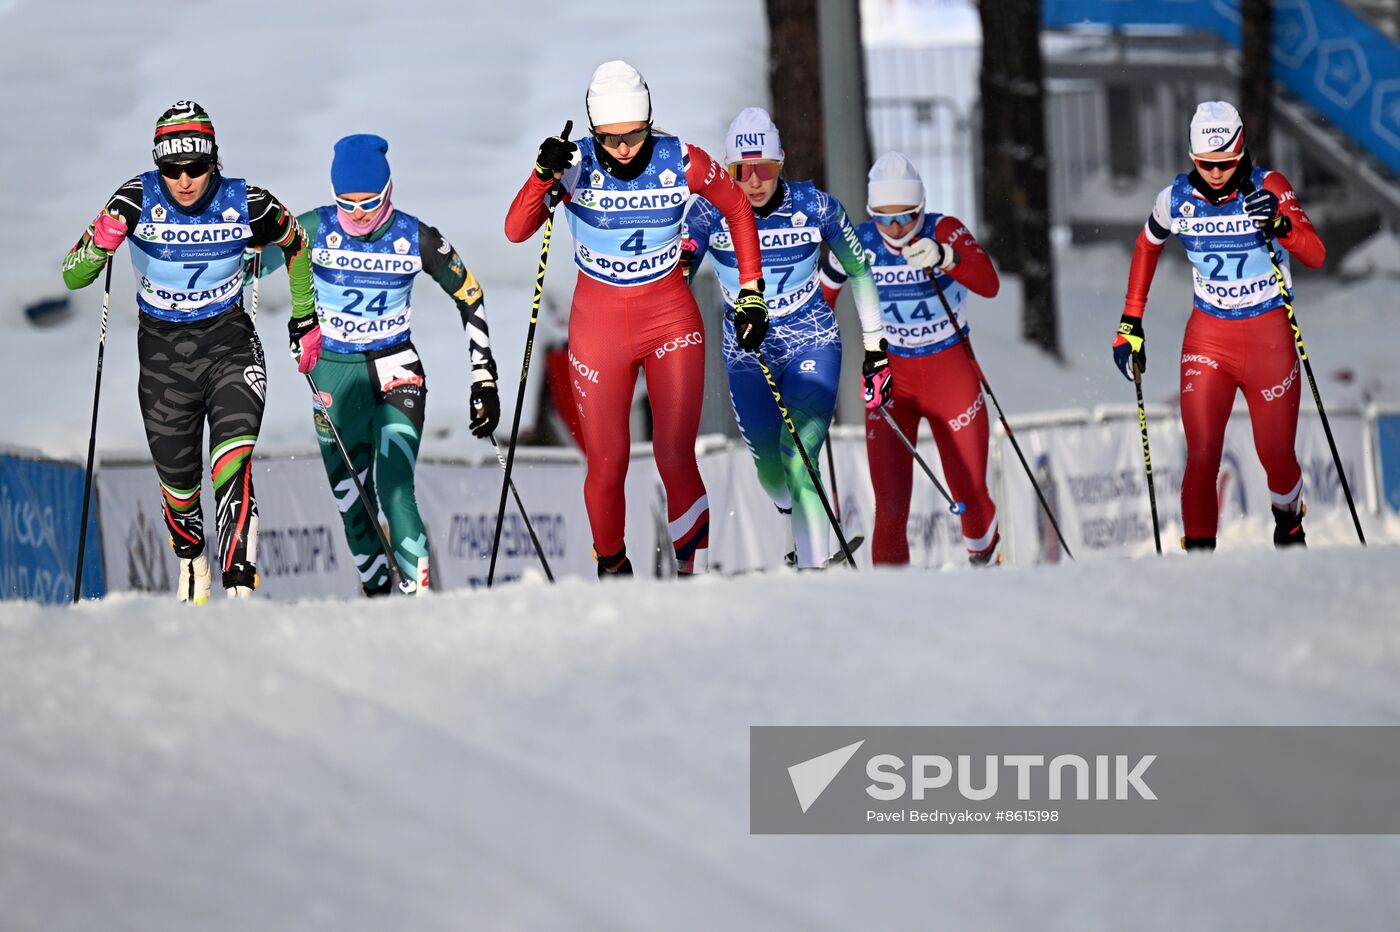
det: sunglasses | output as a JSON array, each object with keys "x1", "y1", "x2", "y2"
[
  {"x1": 871, "y1": 209, "x2": 921, "y2": 228},
  {"x1": 158, "y1": 160, "x2": 213, "y2": 180},
  {"x1": 592, "y1": 125, "x2": 650, "y2": 149},
  {"x1": 1194, "y1": 156, "x2": 1241, "y2": 172},
  {"x1": 334, "y1": 178, "x2": 391, "y2": 214},
  {"x1": 729, "y1": 161, "x2": 781, "y2": 183}
]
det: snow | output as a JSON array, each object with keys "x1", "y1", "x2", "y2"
[
  {"x1": 4, "y1": 2, "x2": 1400, "y2": 926},
  {"x1": 4, "y1": 548, "x2": 1400, "y2": 930}
]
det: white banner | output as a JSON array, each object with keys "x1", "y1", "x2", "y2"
[
  {"x1": 996, "y1": 409, "x2": 1373, "y2": 564},
  {"x1": 90, "y1": 407, "x2": 1380, "y2": 599}
]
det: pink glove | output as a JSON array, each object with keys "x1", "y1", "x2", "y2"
[
  {"x1": 92, "y1": 212, "x2": 128, "y2": 251},
  {"x1": 862, "y1": 343, "x2": 893, "y2": 410},
  {"x1": 288, "y1": 315, "x2": 322, "y2": 373}
]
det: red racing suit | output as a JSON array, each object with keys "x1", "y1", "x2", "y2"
[
  {"x1": 506, "y1": 135, "x2": 761, "y2": 572},
  {"x1": 824, "y1": 213, "x2": 1001, "y2": 563},
  {"x1": 1122, "y1": 166, "x2": 1325, "y2": 538}
]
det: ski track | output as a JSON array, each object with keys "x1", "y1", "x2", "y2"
[{"x1": 4, "y1": 548, "x2": 1400, "y2": 929}]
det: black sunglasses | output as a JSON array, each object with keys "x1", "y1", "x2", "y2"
[
  {"x1": 593, "y1": 125, "x2": 650, "y2": 149},
  {"x1": 158, "y1": 160, "x2": 213, "y2": 180}
]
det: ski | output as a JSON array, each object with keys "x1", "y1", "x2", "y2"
[{"x1": 786, "y1": 534, "x2": 867, "y2": 569}]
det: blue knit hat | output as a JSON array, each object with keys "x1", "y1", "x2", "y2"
[{"x1": 331, "y1": 134, "x2": 390, "y2": 195}]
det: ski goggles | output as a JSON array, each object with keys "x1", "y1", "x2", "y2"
[
  {"x1": 728, "y1": 160, "x2": 781, "y2": 183},
  {"x1": 592, "y1": 125, "x2": 651, "y2": 149},
  {"x1": 157, "y1": 159, "x2": 214, "y2": 180},
  {"x1": 1193, "y1": 155, "x2": 1242, "y2": 173},
  {"x1": 870, "y1": 208, "x2": 922, "y2": 227},
  {"x1": 334, "y1": 178, "x2": 391, "y2": 214}
]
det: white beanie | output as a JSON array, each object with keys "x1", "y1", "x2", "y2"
[
  {"x1": 867, "y1": 152, "x2": 925, "y2": 211},
  {"x1": 725, "y1": 107, "x2": 784, "y2": 164},
  {"x1": 1189, "y1": 101, "x2": 1245, "y2": 156},
  {"x1": 587, "y1": 60, "x2": 651, "y2": 128}
]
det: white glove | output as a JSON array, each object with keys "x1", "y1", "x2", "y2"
[{"x1": 903, "y1": 237, "x2": 957, "y2": 271}]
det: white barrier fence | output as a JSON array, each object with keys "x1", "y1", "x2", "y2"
[{"x1": 96, "y1": 406, "x2": 1386, "y2": 598}]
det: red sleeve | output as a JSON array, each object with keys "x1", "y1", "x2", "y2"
[
  {"x1": 934, "y1": 215, "x2": 999, "y2": 298},
  {"x1": 504, "y1": 172, "x2": 567, "y2": 244},
  {"x1": 685, "y1": 144, "x2": 762, "y2": 285},
  {"x1": 1123, "y1": 227, "x2": 1166, "y2": 319},
  {"x1": 821, "y1": 283, "x2": 841, "y2": 308},
  {"x1": 1263, "y1": 171, "x2": 1325, "y2": 269}
]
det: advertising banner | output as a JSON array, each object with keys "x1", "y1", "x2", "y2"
[{"x1": 0, "y1": 452, "x2": 104, "y2": 603}]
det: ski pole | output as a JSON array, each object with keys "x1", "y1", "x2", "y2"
[
  {"x1": 877, "y1": 406, "x2": 966, "y2": 516},
  {"x1": 486, "y1": 434, "x2": 555, "y2": 582},
  {"x1": 756, "y1": 352, "x2": 858, "y2": 569},
  {"x1": 824, "y1": 432, "x2": 842, "y2": 524},
  {"x1": 489, "y1": 120, "x2": 572, "y2": 588},
  {"x1": 925, "y1": 270, "x2": 1075, "y2": 560},
  {"x1": 1133, "y1": 360, "x2": 1162, "y2": 554},
  {"x1": 306, "y1": 372, "x2": 407, "y2": 592},
  {"x1": 73, "y1": 258, "x2": 114, "y2": 603},
  {"x1": 1242, "y1": 178, "x2": 1365, "y2": 545}
]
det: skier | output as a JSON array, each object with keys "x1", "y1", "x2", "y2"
[
  {"x1": 504, "y1": 60, "x2": 767, "y2": 577},
  {"x1": 1112, "y1": 101, "x2": 1325, "y2": 550},
  {"x1": 61, "y1": 101, "x2": 320, "y2": 602},
  {"x1": 258, "y1": 134, "x2": 500, "y2": 595},
  {"x1": 822, "y1": 153, "x2": 1002, "y2": 565},
  {"x1": 681, "y1": 107, "x2": 885, "y2": 569}
]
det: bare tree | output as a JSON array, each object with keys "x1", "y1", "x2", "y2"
[
  {"x1": 765, "y1": 0, "x2": 827, "y2": 188},
  {"x1": 978, "y1": 0, "x2": 1061, "y2": 358},
  {"x1": 1241, "y1": 0, "x2": 1273, "y2": 165}
]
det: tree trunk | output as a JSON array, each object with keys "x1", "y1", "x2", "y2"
[
  {"x1": 978, "y1": 0, "x2": 1060, "y2": 358},
  {"x1": 1241, "y1": 0, "x2": 1273, "y2": 165},
  {"x1": 765, "y1": 0, "x2": 826, "y2": 189}
]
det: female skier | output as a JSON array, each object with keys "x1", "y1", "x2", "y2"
[
  {"x1": 682, "y1": 107, "x2": 885, "y2": 569},
  {"x1": 1111, "y1": 101, "x2": 1325, "y2": 550},
  {"x1": 822, "y1": 152, "x2": 1003, "y2": 565},
  {"x1": 62, "y1": 100, "x2": 320, "y2": 601},
  {"x1": 505, "y1": 61, "x2": 767, "y2": 577},
  {"x1": 260, "y1": 133, "x2": 501, "y2": 594}
]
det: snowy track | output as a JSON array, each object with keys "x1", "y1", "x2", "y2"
[{"x1": 4, "y1": 547, "x2": 1400, "y2": 930}]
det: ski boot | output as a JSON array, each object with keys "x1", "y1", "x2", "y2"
[
  {"x1": 969, "y1": 532, "x2": 1003, "y2": 567},
  {"x1": 362, "y1": 579, "x2": 393, "y2": 598},
  {"x1": 1181, "y1": 536, "x2": 1216, "y2": 553},
  {"x1": 176, "y1": 552, "x2": 212, "y2": 605},
  {"x1": 1272, "y1": 502, "x2": 1307, "y2": 549},
  {"x1": 224, "y1": 562, "x2": 258, "y2": 599},
  {"x1": 595, "y1": 545, "x2": 633, "y2": 579}
]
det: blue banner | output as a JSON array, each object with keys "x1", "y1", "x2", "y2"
[
  {"x1": 1378, "y1": 413, "x2": 1400, "y2": 512},
  {"x1": 1043, "y1": 0, "x2": 1400, "y2": 178},
  {"x1": 0, "y1": 453, "x2": 105, "y2": 603}
]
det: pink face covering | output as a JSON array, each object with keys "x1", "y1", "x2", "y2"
[{"x1": 336, "y1": 182, "x2": 394, "y2": 235}]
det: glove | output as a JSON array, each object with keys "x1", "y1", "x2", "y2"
[
  {"x1": 1112, "y1": 313, "x2": 1145, "y2": 382},
  {"x1": 1243, "y1": 187, "x2": 1291, "y2": 238},
  {"x1": 903, "y1": 236, "x2": 956, "y2": 271},
  {"x1": 679, "y1": 237, "x2": 699, "y2": 278},
  {"x1": 731, "y1": 287, "x2": 769, "y2": 353},
  {"x1": 469, "y1": 379, "x2": 500, "y2": 439},
  {"x1": 862, "y1": 341, "x2": 893, "y2": 410},
  {"x1": 92, "y1": 212, "x2": 128, "y2": 252},
  {"x1": 535, "y1": 135, "x2": 578, "y2": 179},
  {"x1": 288, "y1": 314, "x2": 322, "y2": 374}
]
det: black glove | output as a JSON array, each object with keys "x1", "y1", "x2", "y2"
[
  {"x1": 861, "y1": 340, "x2": 893, "y2": 409},
  {"x1": 731, "y1": 286, "x2": 769, "y2": 353},
  {"x1": 470, "y1": 380, "x2": 500, "y2": 439},
  {"x1": 535, "y1": 135, "x2": 577, "y2": 180},
  {"x1": 1112, "y1": 313, "x2": 1145, "y2": 382},
  {"x1": 1243, "y1": 186, "x2": 1292, "y2": 238}
]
